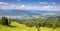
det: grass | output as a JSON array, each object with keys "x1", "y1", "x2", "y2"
[{"x1": 0, "y1": 21, "x2": 60, "y2": 31}]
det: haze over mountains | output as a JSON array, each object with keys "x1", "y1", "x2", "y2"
[
  {"x1": 0, "y1": 9, "x2": 60, "y2": 16},
  {"x1": 0, "y1": 9, "x2": 60, "y2": 19}
]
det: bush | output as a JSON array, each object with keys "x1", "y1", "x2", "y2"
[
  {"x1": 25, "y1": 21, "x2": 35, "y2": 27},
  {"x1": 36, "y1": 23, "x2": 41, "y2": 28}
]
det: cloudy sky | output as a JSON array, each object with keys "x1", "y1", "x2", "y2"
[{"x1": 0, "y1": 0, "x2": 60, "y2": 11}]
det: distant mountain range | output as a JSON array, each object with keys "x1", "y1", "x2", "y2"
[
  {"x1": 0, "y1": 9, "x2": 60, "y2": 19},
  {"x1": 0, "y1": 9, "x2": 60, "y2": 16}
]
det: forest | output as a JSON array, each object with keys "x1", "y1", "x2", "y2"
[{"x1": 0, "y1": 16, "x2": 60, "y2": 31}]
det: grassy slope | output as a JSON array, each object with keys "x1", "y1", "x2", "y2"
[{"x1": 0, "y1": 22, "x2": 60, "y2": 31}]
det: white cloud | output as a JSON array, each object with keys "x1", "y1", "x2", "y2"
[
  {"x1": 42, "y1": 6, "x2": 53, "y2": 10},
  {"x1": 39, "y1": 2, "x2": 56, "y2": 6},
  {"x1": 0, "y1": 2, "x2": 60, "y2": 11},
  {"x1": 21, "y1": 5, "x2": 26, "y2": 8},
  {"x1": 18, "y1": 5, "x2": 60, "y2": 11},
  {"x1": 39, "y1": 2, "x2": 48, "y2": 5},
  {"x1": 0, "y1": 2, "x2": 8, "y2": 5},
  {"x1": 11, "y1": 5, "x2": 16, "y2": 7}
]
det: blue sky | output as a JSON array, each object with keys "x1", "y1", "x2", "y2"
[{"x1": 0, "y1": 0, "x2": 60, "y2": 11}]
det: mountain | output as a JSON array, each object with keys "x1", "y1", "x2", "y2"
[{"x1": 0, "y1": 9, "x2": 60, "y2": 16}]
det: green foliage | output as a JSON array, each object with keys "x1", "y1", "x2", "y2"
[
  {"x1": 0, "y1": 19, "x2": 2, "y2": 24},
  {"x1": 0, "y1": 16, "x2": 11, "y2": 25},
  {"x1": 20, "y1": 17, "x2": 60, "y2": 29},
  {"x1": 25, "y1": 21, "x2": 35, "y2": 27},
  {"x1": 2, "y1": 16, "x2": 8, "y2": 25},
  {"x1": 0, "y1": 16, "x2": 60, "y2": 29},
  {"x1": 36, "y1": 23, "x2": 41, "y2": 28}
]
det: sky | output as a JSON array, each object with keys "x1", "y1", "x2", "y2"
[{"x1": 0, "y1": 0, "x2": 60, "y2": 11}]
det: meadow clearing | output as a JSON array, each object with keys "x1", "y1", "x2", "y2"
[{"x1": 0, "y1": 22, "x2": 60, "y2": 31}]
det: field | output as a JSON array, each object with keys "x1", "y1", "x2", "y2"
[{"x1": 0, "y1": 21, "x2": 60, "y2": 31}]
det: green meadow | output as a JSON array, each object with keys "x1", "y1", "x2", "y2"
[{"x1": 0, "y1": 22, "x2": 60, "y2": 31}]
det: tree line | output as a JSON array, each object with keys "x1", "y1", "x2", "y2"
[{"x1": 23, "y1": 17, "x2": 60, "y2": 31}]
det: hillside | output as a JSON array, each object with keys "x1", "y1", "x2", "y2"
[{"x1": 0, "y1": 21, "x2": 60, "y2": 31}]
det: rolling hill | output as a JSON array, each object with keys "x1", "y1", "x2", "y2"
[{"x1": 0, "y1": 21, "x2": 60, "y2": 31}]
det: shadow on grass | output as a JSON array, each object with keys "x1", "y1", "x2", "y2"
[
  {"x1": 8, "y1": 25, "x2": 16, "y2": 28},
  {"x1": 3, "y1": 25, "x2": 16, "y2": 28}
]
